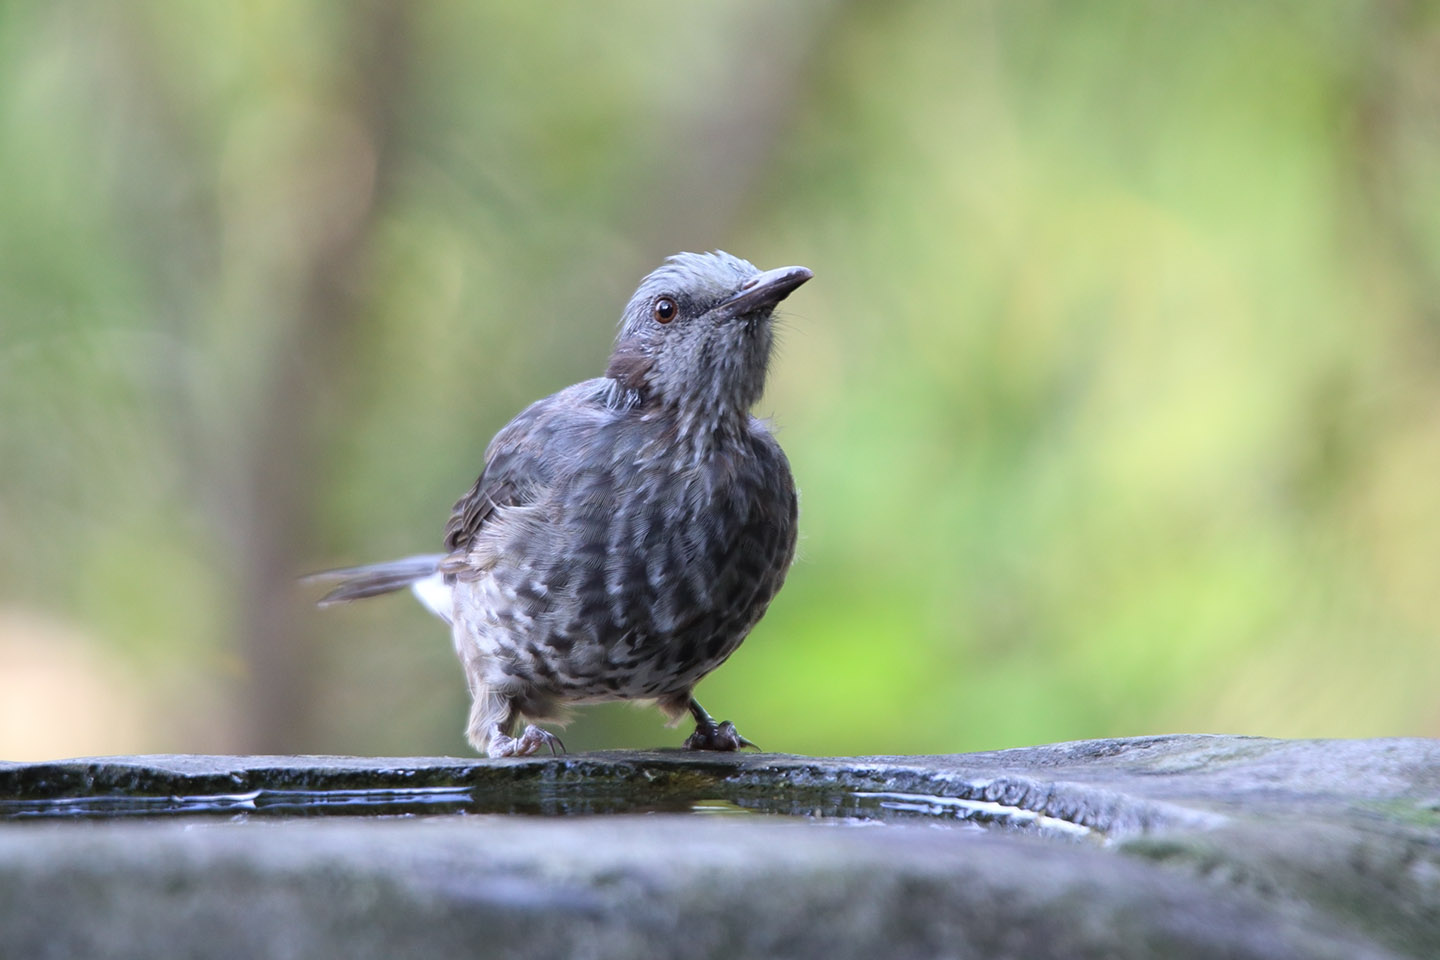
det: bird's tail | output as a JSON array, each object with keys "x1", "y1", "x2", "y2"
[{"x1": 303, "y1": 554, "x2": 452, "y2": 623}]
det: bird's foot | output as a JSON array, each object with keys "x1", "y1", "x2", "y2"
[
  {"x1": 683, "y1": 719, "x2": 757, "y2": 752},
  {"x1": 488, "y1": 724, "x2": 566, "y2": 758}
]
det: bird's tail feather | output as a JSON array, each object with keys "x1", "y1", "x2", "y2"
[{"x1": 304, "y1": 554, "x2": 446, "y2": 607}]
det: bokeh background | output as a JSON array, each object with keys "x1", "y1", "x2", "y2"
[{"x1": 2, "y1": 1, "x2": 1438, "y2": 760}]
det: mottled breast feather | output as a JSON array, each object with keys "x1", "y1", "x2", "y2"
[{"x1": 441, "y1": 378, "x2": 798, "y2": 703}]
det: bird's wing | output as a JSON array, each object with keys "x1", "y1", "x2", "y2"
[{"x1": 439, "y1": 379, "x2": 612, "y2": 579}]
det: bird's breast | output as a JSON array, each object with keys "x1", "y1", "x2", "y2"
[{"x1": 460, "y1": 424, "x2": 796, "y2": 700}]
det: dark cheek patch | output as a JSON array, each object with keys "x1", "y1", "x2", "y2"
[{"x1": 604, "y1": 343, "x2": 654, "y2": 392}]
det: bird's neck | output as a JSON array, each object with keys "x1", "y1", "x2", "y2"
[
  {"x1": 603, "y1": 373, "x2": 756, "y2": 463},
  {"x1": 670, "y1": 385, "x2": 752, "y2": 454},
  {"x1": 670, "y1": 333, "x2": 772, "y2": 453},
  {"x1": 604, "y1": 325, "x2": 772, "y2": 453}
]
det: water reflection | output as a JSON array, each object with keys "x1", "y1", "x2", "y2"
[{"x1": 0, "y1": 783, "x2": 1097, "y2": 840}]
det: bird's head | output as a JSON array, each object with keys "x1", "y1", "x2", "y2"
[{"x1": 605, "y1": 251, "x2": 812, "y2": 420}]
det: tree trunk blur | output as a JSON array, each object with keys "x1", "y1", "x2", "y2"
[{"x1": 234, "y1": 0, "x2": 412, "y2": 752}]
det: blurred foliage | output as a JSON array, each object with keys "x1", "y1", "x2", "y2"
[{"x1": 1, "y1": 1, "x2": 1438, "y2": 759}]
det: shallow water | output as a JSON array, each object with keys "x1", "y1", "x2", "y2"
[{"x1": 0, "y1": 781, "x2": 1095, "y2": 839}]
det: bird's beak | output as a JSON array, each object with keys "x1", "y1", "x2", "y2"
[{"x1": 724, "y1": 265, "x2": 813, "y2": 313}]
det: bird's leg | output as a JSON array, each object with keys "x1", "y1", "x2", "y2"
[
  {"x1": 682, "y1": 698, "x2": 757, "y2": 752},
  {"x1": 481, "y1": 702, "x2": 565, "y2": 759}
]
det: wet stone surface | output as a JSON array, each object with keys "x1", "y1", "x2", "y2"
[{"x1": 1, "y1": 735, "x2": 1437, "y2": 959}]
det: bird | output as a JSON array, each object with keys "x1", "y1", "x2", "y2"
[{"x1": 309, "y1": 251, "x2": 811, "y2": 758}]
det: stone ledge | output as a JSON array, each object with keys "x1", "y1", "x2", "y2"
[{"x1": 1, "y1": 735, "x2": 1436, "y2": 959}]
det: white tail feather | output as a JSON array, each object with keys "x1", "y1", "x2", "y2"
[{"x1": 410, "y1": 571, "x2": 454, "y2": 624}]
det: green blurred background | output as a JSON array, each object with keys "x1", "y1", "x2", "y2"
[{"x1": 2, "y1": 1, "x2": 1437, "y2": 760}]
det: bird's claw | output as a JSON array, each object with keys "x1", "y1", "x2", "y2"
[
  {"x1": 489, "y1": 724, "x2": 566, "y2": 758},
  {"x1": 684, "y1": 719, "x2": 758, "y2": 752}
]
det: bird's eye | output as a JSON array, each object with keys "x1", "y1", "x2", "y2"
[{"x1": 653, "y1": 297, "x2": 677, "y2": 324}]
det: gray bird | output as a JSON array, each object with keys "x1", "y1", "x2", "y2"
[{"x1": 311, "y1": 251, "x2": 810, "y2": 757}]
